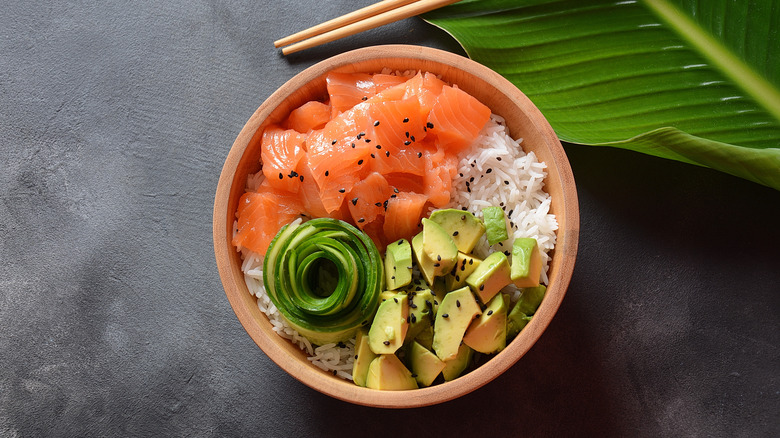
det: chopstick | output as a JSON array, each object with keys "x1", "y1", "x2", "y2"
[{"x1": 276, "y1": 0, "x2": 461, "y2": 55}]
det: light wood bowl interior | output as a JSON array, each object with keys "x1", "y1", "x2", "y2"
[{"x1": 213, "y1": 45, "x2": 579, "y2": 408}]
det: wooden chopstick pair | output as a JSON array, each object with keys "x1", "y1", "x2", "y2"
[{"x1": 275, "y1": 0, "x2": 461, "y2": 55}]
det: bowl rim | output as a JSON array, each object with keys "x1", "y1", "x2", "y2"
[{"x1": 213, "y1": 44, "x2": 579, "y2": 408}]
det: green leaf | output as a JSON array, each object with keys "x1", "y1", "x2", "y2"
[{"x1": 423, "y1": 0, "x2": 780, "y2": 190}]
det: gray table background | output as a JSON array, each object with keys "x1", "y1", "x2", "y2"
[{"x1": 2, "y1": 1, "x2": 778, "y2": 436}]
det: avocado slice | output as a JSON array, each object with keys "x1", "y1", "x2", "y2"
[
  {"x1": 368, "y1": 292, "x2": 408, "y2": 354},
  {"x1": 444, "y1": 252, "x2": 482, "y2": 291},
  {"x1": 482, "y1": 206, "x2": 509, "y2": 245},
  {"x1": 465, "y1": 251, "x2": 512, "y2": 303},
  {"x1": 411, "y1": 232, "x2": 436, "y2": 286},
  {"x1": 506, "y1": 307, "x2": 532, "y2": 340},
  {"x1": 385, "y1": 238, "x2": 413, "y2": 290},
  {"x1": 515, "y1": 284, "x2": 546, "y2": 316},
  {"x1": 463, "y1": 293, "x2": 508, "y2": 354},
  {"x1": 405, "y1": 289, "x2": 436, "y2": 341},
  {"x1": 429, "y1": 209, "x2": 486, "y2": 253},
  {"x1": 352, "y1": 328, "x2": 378, "y2": 387},
  {"x1": 441, "y1": 343, "x2": 473, "y2": 381},
  {"x1": 510, "y1": 237, "x2": 542, "y2": 288},
  {"x1": 421, "y1": 218, "x2": 458, "y2": 277},
  {"x1": 432, "y1": 286, "x2": 481, "y2": 361},
  {"x1": 409, "y1": 341, "x2": 446, "y2": 387},
  {"x1": 365, "y1": 354, "x2": 418, "y2": 390}
]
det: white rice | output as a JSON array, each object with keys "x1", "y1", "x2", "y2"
[{"x1": 235, "y1": 115, "x2": 557, "y2": 379}]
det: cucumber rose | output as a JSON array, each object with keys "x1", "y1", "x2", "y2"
[{"x1": 263, "y1": 218, "x2": 383, "y2": 345}]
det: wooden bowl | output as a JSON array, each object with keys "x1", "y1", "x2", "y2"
[{"x1": 213, "y1": 45, "x2": 579, "y2": 408}]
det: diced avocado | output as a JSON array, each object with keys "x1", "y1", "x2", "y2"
[
  {"x1": 384, "y1": 238, "x2": 413, "y2": 290},
  {"x1": 432, "y1": 286, "x2": 481, "y2": 361},
  {"x1": 411, "y1": 232, "x2": 436, "y2": 286},
  {"x1": 506, "y1": 285, "x2": 545, "y2": 339},
  {"x1": 430, "y1": 277, "x2": 448, "y2": 305},
  {"x1": 429, "y1": 209, "x2": 486, "y2": 253},
  {"x1": 405, "y1": 289, "x2": 436, "y2": 341},
  {"x1": 365, "y1": 354, "x2": 418, "y2": 390},
  {"x1": 414, "y1": 324, "x2": 434, "y2": 350},
  {"x1": 352, "y1": 328, "x2": 377, "y2": 387},
  {"x1": 441, "y1": 343, "x2": 473, "y2": 381},
  {"x1": 482, "y1": 206, "x2": 509, "y2": 245},
  {"x1": 444, "y1": 252, "x2": 482, "y2": 291},
  {"x1": 515, "y1": 285, "x2": 546, "y2": 316},
  {"x1": 421, "y1": 218, "x2": 458, "y2": 277},
  {"x1": 409, "y1": 341, "x2": 446, "y2": 387},
  {"x1": 506, "y1": 307, "x2": 532, "y2": 340},
  {"x1": 465, "y1": 251, "x2": 512, "y2": 303},
  {"x1": 368, "y1": 292, "x2": 408, "y2": 354},
  {"x1": 463, "y1": 293, "x2": 508, "y2": 354},
  {"x1": 511, "y1": 238, "x2": 542, "y2": 288}
]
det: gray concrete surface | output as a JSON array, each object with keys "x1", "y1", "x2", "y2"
[{"x1": 1, "y1": 1, "x2": 778, "y2": 436}]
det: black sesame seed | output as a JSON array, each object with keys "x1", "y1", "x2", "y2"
[
  {"x1": 278, "y1": 173, "x2": 283, "y2": 179},
  {"x1": 486, "y1": 168, "x2": 493, "y2": 174},
  {"x1": 370, "y1": 153, "x2": 375, "y2": 158},
  {"x1": 391, "y1": 275, "x2": 395, "y2": 280},
  {"x1": 442, "y1": 313, "x2": 449, "y2": 318},
  {"x1": 504, "y1": 180, "x2": 509, "y2": 185},
  {"x1": 351, "y1": 198, "x2": 358, "y2": 205},
  {"x1": 355, "y1": 355, "x2": 358, "y2": 359},
  {"x1": 358, "y1": 218, "x2": 365, "y2": 223},
  {"x1": 404, "y1": 140, "x2": 411, "y2": 146},
  {"x1": 374, "y1": 120, "x2": 380, "y2": 126},
  {"x1": 417, "y1": 152, "x2": 422, "y2": 158},
  {"x1": 333, "y1": 370, "x2": 338, "y2": 375},
  {"x1": 411, "y1": 373, "x2": 418, "y2": 378},
  {"x1": 393, "y1": 297, "x2": 398, "y2": 303},
  {"x1": 351, "y1": 143, "x2": 356, "y2": 148},
  {"x1": 358, "y1": 159, "x2": 364, "y2": 165},
  {"x1": 403, "y1": 117, "x2": 409, "y2": 123},
  {"x1": 299, "y1": 175, "x2": 304, "y2": 182},
  {"x1": 411, "y1": 314, "x2": 417, "y2": 323},
  {"x1": 393, "y1": 188, "x2": 399, "y2": 193},
  {"x1": 410, "y1": 303, "x2": 417, "y2": 309},
  {"x1": 496, "y1": 157, "x2": 502, "y2": 161},
  {"x1": 410, "y1": 135, "x2": 415, "y2": 142},
  {"x1": 390, "y1": 194, "x2": 397, "y2": 198},
  {"x1": 469, "y1": 259, "x2": 474, "y2": 265},
  {"x1": 426, "y1": 122, "x2": 434, "y2": 129},
  {"x1": 455, "y1": 275, "x2": 460, "y2": 281},
  {"x1": 375, "y1": 202, "x2": 382, "y2": 207},
  {"x1": 331, "y1": 139, "x2": 337, "y2": 145},
  {"x1": 325, "y1": 170, "x2": 329, "y2": 176},
  {"x1": 461, "y1": 215, "x2": 466, "y2": 220},
  {"x1": 385, "y1": 151, "x2": 390, "y2": 157},
  {"x1": 453, "y1": 231, "x2": 459, "y2": 236},
  {"x1": 437, "y1": 255, "x2": 441, "y2": 261},
  {"x1": 456, "y1": 300, "x2": 461, "y2": 308},
  {"x1": 406, "y1": 316, "x2": 410, "y2": 323},
  {"x1": 508, "y1": 209, "x2": 514, "y2": 217},
  {"x1": 383, "y1": 340, "x2": 390, "y2": 346},
  {"x1": 365, "y1": 138, "x2": 371, "y2": 143},
  {"x1": 339, "y1": 188, "x2": 345, "y2": 193},
  {"x1": 433, "y1": 263, "x2": 440, "y2": 267},
  {"x1": 376, "y1": 144, "x2": 381, "y2": 149},
  {"x1": 479, "y1": 284, "x2": 484, "y2": 291},
  {"x1": 405, "y1": 132, "x2": 410, "y2": 138},
  {"x1": 504, "y1": 251, "x2": 511, "y2": 256},
  {"x1": 487, "y1": 310, "x2": 494, "y2": 316}
]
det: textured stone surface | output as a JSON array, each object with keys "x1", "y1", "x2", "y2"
[{"x1": 1, "y1": 1, "x2": 778, "y2": 436}]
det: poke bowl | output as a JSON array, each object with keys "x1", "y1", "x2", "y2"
[{"x1": 213, "y1": 45, "x2": 579, "y2": 408}]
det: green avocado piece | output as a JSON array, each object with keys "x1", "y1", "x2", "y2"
[
  {"x1": 405, "y1": 289, "x2": 436, "y2": 341},
  {"x1": 444, "y1": 252, "x2": 482, "y2": 291},
  {"x1": 352, "y1": 328, "x2": 378, "y2": 387},
  {"x1": 411, "y1": 232, "x2": 436, "y2": 286},
  {"x1": 365, "y1": 354, "x2": 418, "y2": 390},
  {"x1": 368, "y1": 292, "x2": 408, "y2": 354},
  {"x1": 506, "y1": 307, "x2": 532, "y2": 340},
  {"x1": 432, "y1": 286, "x2": 481, "y2": 361},
  {"x1": 429, "y1": 209, "x2": 486, "y2": 253},
  {"x1": 414, "y1": 324, "x2": 434, "y2": 350},
  {"x1": 482, "y1": 206, "x2": 509, "y2": 245},
  {"x1": 465, "y1": 251, "x2": 512, "y2": 303},
  {"x1": 515, "y1": 285, "x2": 547, "y2": 316},
  {"x1": 409, "y1": 341, "x2": 446, "y2": 387},
  {"x1": 441, "y1": 343, "x2": 473, "y2": 381},
  {"x1": 511, "y1": 238, "x2": 542, "y2": 288},
  {"x1": 421, "y1": 218, "x2": 458, "y2": 277},
  {"x1": 385, "y1": 238, "x2": 413, "y2": 290},
  {"x1": 463, "y1": 293, "x2": 508, "y2": 354}
]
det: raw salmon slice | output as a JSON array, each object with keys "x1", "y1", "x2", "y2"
[
  {"x1": 327, "y1": 72, "x2": 377, "y2": 115},
  {"x1": 423, "y1": 145, "x2": 459, "y2": 208},
  {"x1": 306, "y1": 103, "x2": 374, "y2": 212},
  {"x1": 260, "y1": 125, "x2": 307, "y2": 194},
  {"x1": 372, "y1": 73, "x2": 408, "y2": 93},
  {"x1": 427, "y1": 85, "x2": 491, "y2": 154},
  {"x1": 233, "y1": 189, "x2": 304, "y2": 256},
  {"x1": 369, "y1": 97, "x2": 427, "y2": 154},
  {"x1": 287, "y1": 101, "x2": 331, "y2": 133},
  {"x1": 346, "y1": 172, "x2": 394, "y2": 229},
  {"x1": 383, "y1": 192, "x2": 429, "y2": 244}
]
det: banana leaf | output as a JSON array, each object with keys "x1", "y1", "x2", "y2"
[{"x1": 423, "y1": 0, "x2": 780, "y2": 190}]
